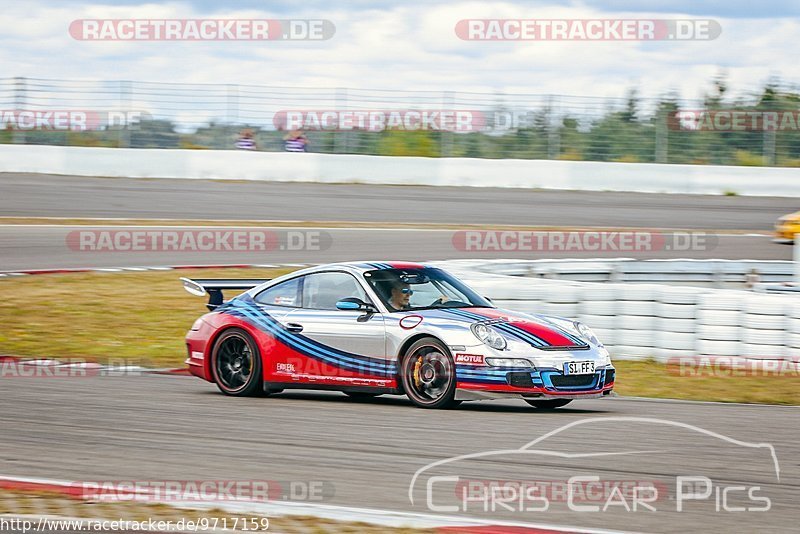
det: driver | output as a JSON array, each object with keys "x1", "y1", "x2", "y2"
[{"x1": 387, "y1": 280, "x2": 413, "y2": 311}]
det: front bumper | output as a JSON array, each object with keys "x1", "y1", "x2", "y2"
[{"x1": 455, "y1": 365, "x2": 615, "y2": 401}]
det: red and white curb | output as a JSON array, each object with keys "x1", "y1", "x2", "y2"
[
  {"x1": 0, "y1": 475, "x2": 633, "y2": 534},
  {"x1": 0, "y1": 263, "x2": 316, "y2": 278}
]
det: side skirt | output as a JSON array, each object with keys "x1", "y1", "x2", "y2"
[{"x1": 264, "y1": 381, "x2": 401, "y2": 395}]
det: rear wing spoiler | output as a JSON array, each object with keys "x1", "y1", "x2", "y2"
[{"x1": 181, "y1": 278, "x2": 270, "y2": 310}]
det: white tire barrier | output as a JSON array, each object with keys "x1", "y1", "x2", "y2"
[
  {"x1": 658, "y1": 303, "x2": 697, "y2": 319},
  {"x1": 543, "y1": 302, "x2": 580, "y2": 319},
  {"x1": 742, "y1": 344, "x2": 787, "y2": 359},
  {"x1": 699, "y1": 291, "x2": 744, "y2": 311},
  {"x1": 656, "y1": 331, "x2": 696, "y2": 351},
  {"x1": 443, "y1": 260, "x2": 797, "y2": 364},
  {"x1": 658, "y1": 318, "x2": 696, "y2": 333},
  {"x1": 742, "y1": 329, "x2": 786, "y2": 346},
  {"x1": 613, "y1": 346, "x2": 653, "y2": 360},
  {"x1": 578, "y1": 314, "x2": 618, "y2": 329},
  {"x1": 617, "y1": 330, "x2": 656, "y2": 347},
  {"x1": 697, "y1": 339, "x2": 741, "y2": 357},
  {"x1": 617, "y1": 315, "x2": 657, "y2": 331},
  {"x1": 584, "y1": 300, "x2": 617, "y2": 316},
  {"x1": 743, "y1": 314, "x2": 786, "y2": 330},
  {"x1": 697, "y1": 309, "x2": 741, "y2": 326},
  {"x1": 698, "y1": 325, "x2": 742, "y2": 342},
  {"x1": 618, "y1": 300, "x2": 657, "y2": 316}
]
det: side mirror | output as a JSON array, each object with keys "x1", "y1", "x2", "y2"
[{"x1": 336, "y1": 297, "x2": 375, "y2": 312}]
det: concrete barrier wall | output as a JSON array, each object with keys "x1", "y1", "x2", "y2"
[{"x1": 1, "y1": 144, "x2": 800, "y2": 196}]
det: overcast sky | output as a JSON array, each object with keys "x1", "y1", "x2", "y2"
[{"x1": 1, "y1": 0, "x2": 797, "y2": 101}]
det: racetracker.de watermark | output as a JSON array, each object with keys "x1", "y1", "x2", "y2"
[
  {"x1": 670, "y1": 110, "x2": 800, "y2": 131},
  {"x1": 0, "y1": 358, "x2": 143, "y2": 378},
  {"x1": 0, "y1": 110, "x2": 148, "y2": 131},
  {"x1": 666, "y1": 356, "x2": 800, "y2": 377},
  {"x1": 274, "y1": 110, "x2": 486, "y2": 133},
  {"x1": 455, "y1": 19, "x2": 721, "y2": 41},
  {"x1": 76, "y1": 480, "x2": 333, "y2": 502},
  {"x1": 452, "y1": 231, "x2": 717, "y2": 252},
  {"x1": 69, "y1": 19, "x2": 335, "y2": 40},
  {"x1": 66, "y1": 229, "x2": 331, "y2": 253}
]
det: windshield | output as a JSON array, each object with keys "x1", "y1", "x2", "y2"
[{"x1": 364, "y1": 267, "x2": 493, "y2": 312}]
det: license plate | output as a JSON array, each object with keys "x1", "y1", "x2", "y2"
[{"x1": 564, "y1": 361, "x2": 595, "y2": 375}]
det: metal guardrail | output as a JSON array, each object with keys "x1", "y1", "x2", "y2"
[{"x1": 465, "y1": 259, "x2": 793, "y2": 286}]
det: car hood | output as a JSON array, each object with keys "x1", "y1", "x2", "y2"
[{"x1": 407, "y1": 307, "x2": 590, "y2": 350}]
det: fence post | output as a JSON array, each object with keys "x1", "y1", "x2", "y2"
[
  {"x1": 119, "y1": 80, "x2": 131, "y2": 148},
  {"x1": 334, "y1": 87, "x2": 347, "y2": 154},
  {"x1": 763, "y1": 129, "x2": 776, "y2": 166},
  {"x1": 12, "y1": 77, "x2": 26, "y2": 144},
  {"x1": 655, "y1": 107, "x2": 668, "y2": 163},
  {"x1": 547, "y1": 95, "x2": 560, "y2": 159},
  {"x1": 441, "y1": 90, "x2": 454, "y2": 157}
]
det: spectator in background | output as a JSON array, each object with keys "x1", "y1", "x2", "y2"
[
  {"x1": 745, "y1": 268, "x2": 761, "y2": 289},
  {"x1": 235, "y1": 128, "x2": 257, "y2": 150},
  {"x1": 284, "y1": 129, "x2": 308, "y2": 152}
]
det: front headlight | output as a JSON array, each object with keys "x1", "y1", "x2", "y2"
[
  {"x1": 486, "y1": 357, "x2": 532, "y2": 368},
  {"x1": 471, "y1": 323, "x2": 507, "y2": 350},
  {"x1": 573, "y1": 321, "x2": 603, "y2": 347}
]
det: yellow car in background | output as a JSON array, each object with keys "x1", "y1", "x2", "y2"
[{"x1": 775, "y1": 211, "x2": 800, "y2": 241}]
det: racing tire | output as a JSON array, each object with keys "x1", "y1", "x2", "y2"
[
  {"x1": 343, "y1": 391, "x2": 382, "y2": 399},
  {"x1": 211, "y1": 328, "x2": 263, "y2": 397},
  {"x1": 524, "y1": 399, "x2": 573, "y2": 410},
  {"x1": 400, "y1": 337, "x2": 459, "y2": 409}
]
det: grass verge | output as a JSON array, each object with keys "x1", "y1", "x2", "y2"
[
  {"x1": 0, "y1": 268, "x2": 293, "y2": 368},
  {"x1": 1, "y1": 269, "x2": 797, "y2": 404}
]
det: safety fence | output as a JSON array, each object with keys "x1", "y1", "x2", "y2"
[
  {"x1": 2, "y1": 76, "x2": 800, "y2": 166},
  {"x1": 438, "y1": 260, "x2": 798, "y2": 363}
]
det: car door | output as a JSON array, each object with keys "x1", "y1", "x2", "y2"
[
  {"x1": 251, "y1": 276, "x2": 308, "y2": 381},
  {"x1": 282, "y1": 271, "x2": 389, "y2": 386}
]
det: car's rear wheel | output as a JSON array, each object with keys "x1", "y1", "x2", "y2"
[
  {"x1": 400, "y1": 337, "x2": 459, "y2": 409},
  {"x1": 211, "y1": 328, "x2": 263, "y2": 396},
  {"x1": 524, "y1": 399, "x2": 572, "y2": 410}
]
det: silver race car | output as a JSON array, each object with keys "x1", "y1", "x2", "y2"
[{"x1": 183, "y1": 261, "x2": 614, "y2": 409}]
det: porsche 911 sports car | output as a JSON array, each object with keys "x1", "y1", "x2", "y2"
[{"x1": 182, "y1": 262, "x2": 614, "y2": 409}]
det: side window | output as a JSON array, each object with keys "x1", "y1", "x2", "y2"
[
  {"x1": 254, "y1": 278, "x2": 301, "y2": 307},
  {"x1": 302, "y1": 272, "x2": 369, "y2": 310}
]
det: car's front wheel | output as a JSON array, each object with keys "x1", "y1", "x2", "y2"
[
  {"x1": 400, "y1": 337, "x2": 459, "y2": 409},
  {"x1": 211, "y1": 328, "x2": 263, "y2": 396},
  {"x1": 524, "y1": 399, "x2": 572, "y2": 410}
]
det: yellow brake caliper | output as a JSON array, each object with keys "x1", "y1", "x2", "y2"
[{"x1": 413, "y1": 356, "x2": 423, "y2": 388}]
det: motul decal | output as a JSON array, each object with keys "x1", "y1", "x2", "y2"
[{"x1": 455, "y1": 353, "x2": 486, "y2": 365}]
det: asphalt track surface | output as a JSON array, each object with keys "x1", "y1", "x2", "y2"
[
  {"x1": 0, "y1": 226, "x2": 789, "y2": 271},
  {"x1": 0, "y1": 173, "x2": 795, "y2": 230},
  {"x1": 0, "y1": 374, "x2": 797, "y2": 533},
  {"x1": 1, "y1": 172, "x2": 798, "y2": 533},
  {"x1": 0, "y1": 173, "x2": 794, "y2": 269}
]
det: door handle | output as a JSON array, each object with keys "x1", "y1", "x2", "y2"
[{"x1": 285, "y1": 323, "x2": 304, "y2": 333}]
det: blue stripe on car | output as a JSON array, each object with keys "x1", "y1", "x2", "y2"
[{"x1": 223, "y1": 300, "x2": 395, "y2": 377}]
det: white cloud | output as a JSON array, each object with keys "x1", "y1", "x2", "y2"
[{"x1": 0, "y1": 0, "x2": 797, "y2": 126}]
